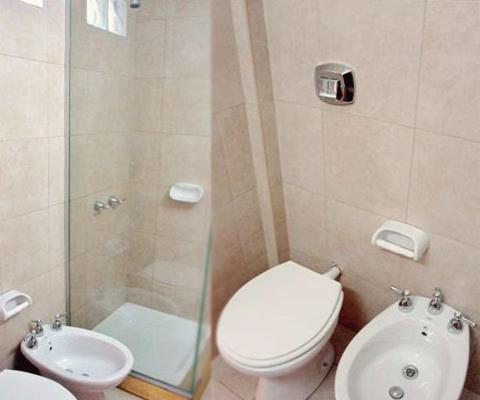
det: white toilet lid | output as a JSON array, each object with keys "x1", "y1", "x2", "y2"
[
  {"x1": 0, "y1": 370, "x2": 76, "y2": 400},
  {"x1": 218, "y1": 261, "x2": 342, "y2": 362}
]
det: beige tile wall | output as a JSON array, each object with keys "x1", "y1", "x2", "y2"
[
  {"x1": 69, "y1": 0, "x2": 135, "y2": 328},
  {"x1": 258, "y1": 0, "x2": 480, "y2": 393},
  {"x1": 125, "y1": 0, "x2": 212, "y2": 321},
  {"x1": 0, "y1": 0, "x2": 66, "y2": 369}
]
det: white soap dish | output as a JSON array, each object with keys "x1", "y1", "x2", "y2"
[
  {"x1": 0, "y1": 290, "x2": 32, "y2": 323},
  {"x1": 371, "y1": 220, "x2": 429, "y2": 261},
  {"x1": 169, "y1": 183, "x2": 204, "y2": 204}
]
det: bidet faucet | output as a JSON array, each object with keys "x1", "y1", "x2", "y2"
[
  {"x1": 448, "y1": 312, "x2": 476, "y2": 333},
  {"x1": 390, "y1": 286, "x2": 413, "y2": 312},
  {"x1": 52, "y1": 313, "x2": 67, "y2": 330},
  {"x1": 23, "y1": 330, "x2": 38, "y2": 350},
  {"x1": 30, "y1": 319, "x2": 44, "y2": 337},
  {"x1": 428, "y1": 287, "x2": 443, "y2": 315}
]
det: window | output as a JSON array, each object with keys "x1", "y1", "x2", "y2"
[{"x1": 87, "y1": 0, "x2": 127, "y2": 37}]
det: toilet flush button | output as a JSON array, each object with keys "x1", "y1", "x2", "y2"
[{"x1": 319, "y1": 77, "x2": 340, "y2": 100}]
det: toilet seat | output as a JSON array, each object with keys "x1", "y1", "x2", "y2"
[
  {"x1": 0, "y1": 370, "x2": 76, "y2": 400},
  {"x1": 217, "y1": 261, "x2": 342, "y2": 369}
]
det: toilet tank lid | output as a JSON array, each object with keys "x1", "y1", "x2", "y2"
[
  {"x1": 217, "y1": 261, "x2": 342, "y2": 362},
  {"x1": 0, "y1": 370, "x2": 76, "y2": 400}
]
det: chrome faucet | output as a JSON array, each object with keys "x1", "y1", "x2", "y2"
[
  {"x1": 390, "y1": 286, "x2": 413, "y2": 312},
  {"x1": 52, "y1": 313, "x2": 67, "y2": 331},
  {"x1": 23, "y1": 330, "x2": 39, "y2": 350},
  {"x1": 94, "y1": 201, "x2": 111, "y2": 212},
  {"x1": 428, "y1": 287, "x2": 443, "y2": 315},
  {"x1": 448, "y1": 312, "x2": 476, "y2": 334},
  {"x1": 30, "y1": 319, "x2": 44, "y2": 337},
  {"x1": 107, "y1": 196, "x2": 126, "y2": 208}
]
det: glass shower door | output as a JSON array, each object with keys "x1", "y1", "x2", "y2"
[{"x1": 67, "y1": 0, "x2": 211, "y2": 395}]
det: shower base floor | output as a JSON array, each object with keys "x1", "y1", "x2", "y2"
[{"x1": 94, "y1": 302, "x2": 209, "y2": 389}]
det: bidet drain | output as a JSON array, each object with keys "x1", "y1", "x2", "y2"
[
  {"x1": 389, "y1": 386, "x2": 405, "y2": 399},
  {"x1": 402, "y1": 365, "x2": 419, "y2": 380}
]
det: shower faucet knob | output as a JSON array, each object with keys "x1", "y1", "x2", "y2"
[
  {"x1": 94, "y1": 201, "x2": 110, "y2": 212},
  {"x1": 107, "y1": 196, "x2": 126, "y2": 208}
]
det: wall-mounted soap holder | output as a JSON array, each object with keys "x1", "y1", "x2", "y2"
[
  {"x1": 371, "y1": 220, "x2": 429, "y2": 261},
  {"x1": 169, "y1": 183, "x2": 204, "y2": 204},
  {"x1": 0, "y1": 290, "x2": 32, "y2": 323}
]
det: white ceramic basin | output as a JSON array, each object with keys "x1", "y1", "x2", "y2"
[
  {"x1": 335, "y1": 296, "x2": 469, "y2": 400},
  {"x1": 21, "y1": 324, "x2": 134, "y2": 395}
]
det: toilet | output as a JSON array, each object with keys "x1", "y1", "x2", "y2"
[
  {"x1": 0, "y1": 370, "x2": 76, "y2": 400},
  {"x1": 217, "y1": 261, "x2": 343, "y2": 400}
]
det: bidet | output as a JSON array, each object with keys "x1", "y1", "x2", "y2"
[
  {"x1": 21, "y1": 323, "x2": 134, "y2": 397},
  {"x1": 335, "y1": 292, "x2": 471, "y2": 400}
]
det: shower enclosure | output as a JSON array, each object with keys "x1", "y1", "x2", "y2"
[{"x1": 66, "y1": 0, "x2": 211, "y2": 396}]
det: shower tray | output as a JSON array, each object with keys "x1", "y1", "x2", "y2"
[{"x1": 94, "y1": 302, "x2": 210, "y2": 388}]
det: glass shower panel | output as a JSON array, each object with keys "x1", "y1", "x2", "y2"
[{"x1": 68, "y1": 0, "x2": 211, "y2": 395}]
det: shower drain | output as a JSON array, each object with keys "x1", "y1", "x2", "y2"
[
  {"x1": 389, "y1": 386, "x2": 405, "y2": 399},
  {"x1": 402, "y1": 365, "x2": 419, "y2": 380}
]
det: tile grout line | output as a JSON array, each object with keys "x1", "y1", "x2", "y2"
[{"x1": 404, "y1": 0, "x2": 429, "y2": 223}]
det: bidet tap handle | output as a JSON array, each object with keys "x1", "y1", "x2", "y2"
[
  {"x1": 30, "y1": 319, "x2": 44, "y2": 336},
  {"x1": 390, "y1": 286, "x2": 410, "y2": 297},
  {"x1": 390, "y1": 286, "x2": 413, "y2": 312},
  {"x1": 52, "y1": 313, "x2": 67, "y2": 330},
  {"x1": 455, "y1": 312, "x2": 476, "y2": 328},
  {"x1": 23, "y1": 330, "x2": 38, "y2": 350},
  {"x1": 428, "y1": 287, "x2": 443, "y2": 314}
]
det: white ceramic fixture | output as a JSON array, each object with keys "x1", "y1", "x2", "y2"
[
  {"x1": 217, "y1": 261, "x2": 343, "y2": 400},
  {"x1": 21, "y1": 324, "x2": 134, "y2": 396},
  {"x1": 0, "y1": 290, "x2": 32, "y2": 322},
  {"x1": 0, "y1": 369, "x2": 76, "y2": 400},
  {"x1": 94, "y1": 302, "x2": 210, "y2": 387},
  {"x1": 335, "y1": 295, "x2": 470, "y2": 400},
  {"x1": 169, "y1": 182, "x2": 204, "y2": 203},
  {"x1": 371, "y1": 220, "x2": 429, "y2": 261}
]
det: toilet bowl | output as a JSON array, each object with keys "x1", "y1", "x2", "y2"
[
  {"x1": 0, "y1": 369, "x2": 76, "y2": 400},
  {"x1": 217, "y1": 261, "x2": 343, "y2": 400}
]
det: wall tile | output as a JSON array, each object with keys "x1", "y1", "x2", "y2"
[
  {"x1": 211, "y1": 0, "x2": 244, "y2": 112},
  {"x1": 128, "y1": 183, "x2": 158, "y2": 234},
  {"x1": 46, "y1": 0, "x2": 66, "y2": 64},
  {"x1": 0, "y1": 210, "x2": 50, "y2": 291},
  {"x1": 408, "y1": 131, "x2": 480, "y2": 249},
  {"x1": 259, "y1": 102, "x2": 282, "y2": 188},
  {"x1": 417, "y1": 1, "x2": 480, "y2": 141},
  {"x1": 136, "y1": 19, "x2": 166, "y2": 78},
  {"x1": 163, "y1": 78, "x2": 211, "y2": 135},
  {"x1": 47, "y1": 64, "x2": 65, "y2": 138},
  {"x1": 318, "y1": 0, "x2": 425, "y2": 126},
  {"x1": 166, "y1": 0, "x2": 210, "y2": 18},
  {"x1": 233, "y1": 189, "x2": 266, "y2": 265},
  {"x1": 159, "y1": 133, "x2": 210, "y2": 187},
  {"x1": 276, "y1": 101, "x2": 324, "y2": 194},
  {"x1": 0, "y1": 139, "x2": 49, "y2": 220},
  {"x1": 49, "y1": 203, "x2": 66, "y2": 268},
  {"x1": 156, "y1": 186, "x2": 209, "y2": 243},
  {"x1": 0, "y1": 55, "x2": 48, "y2": 140},
  {"x1": 135, "y1": 0, "x2": 166, "y2": 21},
  {"x1": 165, "y1": 17, "x2": 210, "y2": 78},
  {"x1": 215, "y1": 105, "x2": 256, "y2": 196},
  {"x1": 326, "y1": 200, "x2": 403, "y2": 288},
  {"x1": 49, "y1": 136, "x2": 65, "y2": 205},
  {"x1": 284, "y1": 184, "x2": 327, "y2": 262},
  {"x1": 324, "y1": 112, "x2": 413, "y2": 219},
  {"x1": 0, "y1": 0, "x2": 47, "y2": 61},
  {"x1": 136, "y1": 78, "x2": 163, "y2": 133},
  {"x1": 263, "y1": 0, "x2": 319, "y2": 107}
]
